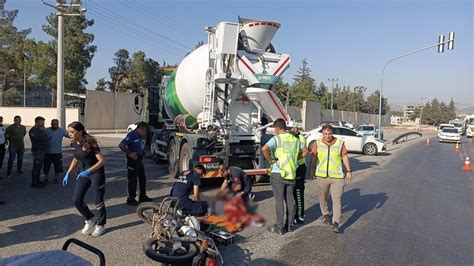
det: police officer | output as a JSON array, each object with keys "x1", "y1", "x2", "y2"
[
  {"x1": 218, "y1": 162, "x2": 253, "y2": 201},
  {"x1": 170, "y1": 165, "x2": 208, "y2": 216},
  {"x1": 119, "y1": 122, "x2": 152, "y2": 206},
  {"x1": 289, "y1": 125, "x2": 308, "y2": 224},
  {"x1": 261, "y1": 118, "x2": 303, "y2": 235},
  {"x1": 312, "y1": 124, "x2": 352, "y2": 233}
]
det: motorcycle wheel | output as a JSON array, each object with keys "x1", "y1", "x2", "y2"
[
  {"x1": 137, "y1": 202, "x2": 161, "y2": 224},
  {"x1": 143, "y1": 238, "x2": 197, "y2": 264}
]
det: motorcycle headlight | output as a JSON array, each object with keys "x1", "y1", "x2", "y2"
[{"x1": 179, "y1": 226, "x2": 197, "y2": 241}]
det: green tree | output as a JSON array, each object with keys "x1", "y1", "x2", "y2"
[
  {"x1": 293, "y1": 58, "x2": 314, "y2": 84},
  {"x1": 42, "y1": 8, "x2": 96, "y2": 93},
  {"x1": 95, "y1": 78, "x2": 108, "y2": 91},
  {"x1": 289, "y1": 59, "x2": 317, "y2": 107},
  {"x1": 0, "y1": 1, "x2": 31, "y2": 87},
  {"x1": 272, "y1": 78, "x2": 290, "y2": 107},
  {"x1": 109, "y1": 49, "x2": 131, "y2": 92},
  {"x1": 315, "y1": 81, "x2": 328, "y2": 99},
  {"x1": 364, "y1": 90, "x2": 389, "y2": 115}
]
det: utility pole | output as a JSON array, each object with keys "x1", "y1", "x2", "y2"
[
  {"x1": 42, "y1": 0, "x2": 86, "y2": 129},
  {"x1": 328, "y1": 78, "x2": 338, "y2": 119},
  {"x1": 419, "y1": 96, "x2": 427, "y2": 130},
  {"x1": 23, "y1": 56, "x2": 26, "y2": 107}
]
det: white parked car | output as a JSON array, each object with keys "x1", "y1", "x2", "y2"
[
  {"x1": 305, "y1": 126, "x2": 386, "y2": 156},
  {"x1": 437, "y1": 127, "x2": 461, "y2": 143},
  {"x1": 437, "y1": 123, "x2": 455, "y2": 137}
]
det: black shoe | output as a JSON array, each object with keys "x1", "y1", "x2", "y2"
[
  {"x1": 323, "y1": 215, "x2": 332, "y2": 225},
  {"x1": 268, "y1": 224, "x2": 284, "y2": 235},
  {"x1": 139, "y1": 196, "x2": 153, "y2": 203},
  {"x1": 17, "y1": 171, "x2": 24, "y2": 175},
  {"x1": 31, "y1": 183, "x2": 45, "y2": 188},
  {"x1": 332, "y1": 222, "x2": 340, "y2": 233},
  {"x1": 126, "y1": 198, "x2": 139, "y2": 206},
  {"x1": 40, "y1": 179, "x2": 49, "y2": 185},
  {"x1": 0, "y1": 200, "x2": 5, "y2": 205}
]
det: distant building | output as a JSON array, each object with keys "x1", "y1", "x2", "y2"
[
  {"x1": 403, "y1": 105, "x2": 423, "y2": 121},
  {"x1": 391, "y1": 116, "x2": 403, "y2": 125}
]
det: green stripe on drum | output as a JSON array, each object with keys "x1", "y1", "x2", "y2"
[{"x1": 164, "y1": 70, "x2": 192, "y2": 118}]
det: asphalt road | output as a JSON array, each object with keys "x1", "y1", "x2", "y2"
[{"x1": 0, "y1": 132, "x2": 473, "y2": 265}]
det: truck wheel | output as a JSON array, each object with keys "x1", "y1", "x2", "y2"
[
  {"x1": 168, "y1": 139, "x2": 179, "y2": 178},
  {"x1": 180, "y1": 143, "x2": 192, "y2": 172}
]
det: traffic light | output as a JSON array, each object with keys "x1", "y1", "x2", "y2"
[{"x1": 438, "y1": 35, "x2": 445, "y2": 53}]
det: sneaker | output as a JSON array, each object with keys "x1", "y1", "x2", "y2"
[
  {"x1": 138, "y1": 195, "x2": 153, "y2": 203},
  {"x1": 332, "y1": 222, "x2": 340, "y2": 233},
  {"x1": 268, "y1": 224, "x2": 284, "y2": 235},
  {"x1": 81, "y1": 219, "x2": 96, "y2": 235},
  {"x1": 294, "y1": 217, "x2": 305, "y2": 224},
  {"x1": 323, "y1": 215, "x2": 332, "y2": 225},
  {"x1": 126, "y1": 198, "x2": 139, "y2": 206},
  {"x1": 250, "y1": 220, "x2": 265, "y2": 227},
  {"x1": 91, "y1": 225, "x2": 105, "y2": 237}
]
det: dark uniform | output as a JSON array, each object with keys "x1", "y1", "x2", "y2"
[
  {"x1": 71, "y1": 140, "x2": 106, "y2": 226},
  {"x1": 121, "y1": 130, "x2": 149, "y2": 202},
  {"x1": 225, "y1": 166, "x2": 252, "y2": 200},
  {"x1": 29, "y1": 127, "x2": 47, "y2": 186},
  {"x1": 170, "y1": 170, "x2": 208, "y2": 216}
]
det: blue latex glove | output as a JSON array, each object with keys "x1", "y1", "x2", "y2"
[
  {"x1": 62, "y1": 172, "x2": 71, "y2": 187},
  {"x1": 76, "y1": 169, "x2": 91, "y2": 180}
]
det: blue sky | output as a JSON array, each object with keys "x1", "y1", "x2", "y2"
[{"x1": 7, "y1": 0, "x2": 473, "y2": 109}]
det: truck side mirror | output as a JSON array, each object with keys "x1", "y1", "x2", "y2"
[{"x1": 134, "y1": 95, "x2": 142, "y2": 114}]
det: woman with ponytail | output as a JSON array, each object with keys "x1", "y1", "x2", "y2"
[{"x1": 63, "y1": 121, "x2": 107, "y2": 237}]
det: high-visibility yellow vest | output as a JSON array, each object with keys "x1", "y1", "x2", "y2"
[
  {"x1": 297, "y1": 134, "x2": 307, "y2": 166},
  {"x1": 315, "y1": 138, "x2": 344, "y2": 179},
  {"x1": 273, "y1": 132, "x2": 300, "y2": 180}
]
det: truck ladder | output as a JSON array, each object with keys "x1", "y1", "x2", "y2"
[{"x1": 201, "y1": 68, "x2": 215, "y2": 129}]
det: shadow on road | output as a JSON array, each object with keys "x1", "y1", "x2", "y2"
[{"x1": 340, "y1": 188, "x2": 388, "y2": 233}]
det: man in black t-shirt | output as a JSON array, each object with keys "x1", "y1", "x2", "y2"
[
  {"x1": 170, "y1": 164, "x2": 208, "y2": 216},
  {"x1": 218, "y1": 163, "x2": 253, "y2": 201}
]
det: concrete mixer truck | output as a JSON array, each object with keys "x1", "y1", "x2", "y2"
[{"x1": 134, "y1": 17, "x2": 292, "y2": 181}]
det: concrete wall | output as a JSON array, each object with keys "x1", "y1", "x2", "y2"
[
  {"x1": 84, "y1": 91, "x2": 140, "y2": 130},
  {"x1": 301, "y1": 101, "x2": 321, "y2": 131},
  {"x1": 0, "y1": 107, "x2": 79, "y2": 127},
  {"x1": 321, "y1": 109, "x2": 390, "y2": 126}
]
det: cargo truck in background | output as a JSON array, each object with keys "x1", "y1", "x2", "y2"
[
  {"x1": 465, "y1": 115, "x2": 474, "y2": 138},
  {"x1": 132, "y1": 18, "x2": 292, "y2": 181}
]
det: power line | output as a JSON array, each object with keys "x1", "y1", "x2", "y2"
[
  {"x1": 86, "y1": 1, "x2": 192, "y2": 51},
  {"x1": 86, "y1": 8, "x2": 185, "y2": 58},
  {"x1": 84, "y1": 3, "x2": 188, "y2": 56},
  {"x1": 125, "y1": 0, "x2": 203, "y2": 41}
]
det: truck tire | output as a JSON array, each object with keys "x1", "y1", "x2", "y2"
[
  {"x1": 168, "y1": 139, "x2": 179, "y2": 178},
  {"x1": 180, "y1": 143, "x2": 192, "y2": 172}
]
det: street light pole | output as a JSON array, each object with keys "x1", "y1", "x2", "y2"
[
  {"x1": 377, "y1": 33, "x2": 455, "y2": 138},
  {"x1": 328, "y1": 78, "x2": 338, "y2": 119},
  {"x1": 42, "y1": 0, "x2": 85, "y2": 129},
  {"x1": 23, "y1": 56, "x2": 26, "y2": 107},
  {"x1": 419, "y1": 96, "x2": 427, "y2": 130}
]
